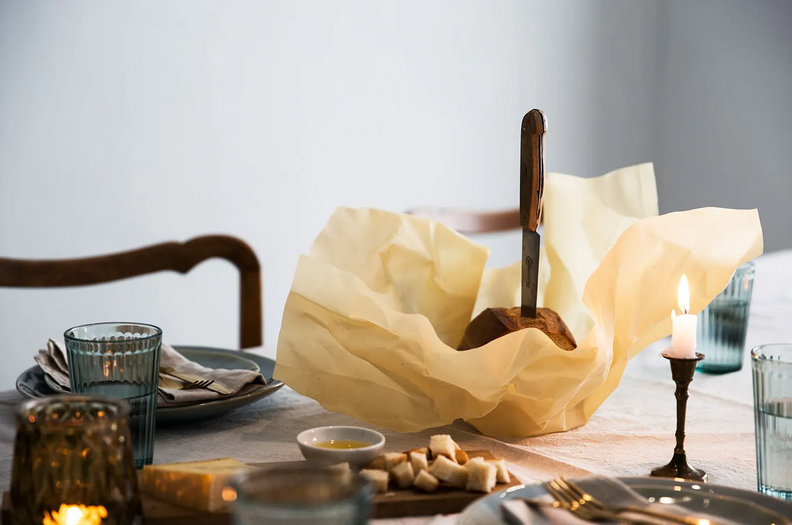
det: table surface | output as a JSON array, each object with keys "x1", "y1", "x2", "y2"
[{"x1": 1, "y1": 250, "x2": 790, "y2": 525}]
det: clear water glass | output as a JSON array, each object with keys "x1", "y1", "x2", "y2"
[
  {"x1": 231, "y1": 464, "x2": 374, "y2": 525},
  {"x1": 65, "y1": 322, "x2": 162, "y2": 468},
  {"x1": 696, "y1": 261, "x2": 755, "y2": 373},
  {"x1": 752, "y1": 344, "x2": 792, "y2": 500}
]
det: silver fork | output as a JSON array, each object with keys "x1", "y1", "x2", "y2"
[
  {"x1": 182, "y1": 379, "x2": 215, "y2": 391},
  {"x1": 541, "y1": 480, "x2": 655, "y2": 524},
  {"x1": 160, "y1": 367, "x2": 233, "y2": 394},
  {"x1": 555, "y1": 477, "x2": 703, "y2": 525}
]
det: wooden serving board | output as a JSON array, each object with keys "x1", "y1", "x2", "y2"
[
  {"x1": 2, "y1": 451, "x2": 520, "y2": 523},
  {"x1": 368, "y1": 450, "x2": 520, "y2": 518}
]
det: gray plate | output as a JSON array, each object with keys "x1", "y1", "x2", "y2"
[
  {"x1": 458, "y1": 477, "x2": 792, "y2": 525},
  {"x1": 16, "y1": 346, "x2": 283, "y2": 425}
]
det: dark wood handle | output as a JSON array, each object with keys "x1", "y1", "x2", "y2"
[{"x1": 520, "y1": 109, "x2": 547, "y2": 232}]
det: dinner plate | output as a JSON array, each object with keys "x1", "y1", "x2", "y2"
[
  {"x1": 458, "y1": 477, "x2": 792, "y2": 525},
  {"x1": 16, "y1": 346, "x2": 284, "y2": 425}
]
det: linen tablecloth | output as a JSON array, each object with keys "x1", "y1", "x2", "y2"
[{"x1": 0, "y1": 250, "x2": 790, "y2": 525}]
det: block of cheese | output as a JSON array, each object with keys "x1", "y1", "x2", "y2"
[{"x1": 141, "y1": 458, "x2": 255, "y2": 512}]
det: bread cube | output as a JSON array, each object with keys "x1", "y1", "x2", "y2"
[
  {"x1": 403, "y1": 446, "x2": 429, "y2": 457},
  {"x1": 365, "y1": 456, "x2": 385, "y2": 470},
  {"x1": 391, "y1": 460, "x2": 415, "y2": 489},
  {"x1": 428, "y1": 455, "x2": 468, "y2": 488},
  {"x1": 360, "y1": 469, "x2": 389, "y2": 493},
  {"x1": 414, "y1": 469, "x2": 439, "y2": 492},
  {"x1": 486, "y1": 459, "x2": 510, "y2": 484},
  {"x1": 465, "y1": 457, "x2": 496, "y2": 493},
  {"x1": 410, "y1": 451, "x2": 429, "y2": 474},
  {"x1": 384, "y1": 452, "x2": 408, "y2": 471},
  {"x1": 429, "y1": 435, "x2": 457, "y2": 462}
]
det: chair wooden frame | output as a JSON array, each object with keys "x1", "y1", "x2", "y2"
[{"x1": 0, "y1": 235, "x2": 263, "y2": 349}]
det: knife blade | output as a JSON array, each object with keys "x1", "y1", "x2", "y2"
[{"x1": 520, "y1": 109, "x2": 547, "y2": 318}]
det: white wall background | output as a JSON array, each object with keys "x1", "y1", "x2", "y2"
[{"x1": 0, "y1": 0, "x2": 789, "y2": 388}]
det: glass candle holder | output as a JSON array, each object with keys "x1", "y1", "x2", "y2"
[
  {"x1": 10, "y1": 395, "x2": 143, "y2": 525},
  {"x1": 65, "y1": 322, "x2": 162, "y2": 468},
  {"x1": 231, "y1": 464, "x2": 374, "y2": 525}
]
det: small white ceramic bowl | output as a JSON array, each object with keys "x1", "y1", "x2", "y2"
[{"x1": 296, "y1": 426, "x2": 385, "y2": 468}]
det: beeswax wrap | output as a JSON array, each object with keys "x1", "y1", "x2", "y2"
[{"x1": 275, "y1": 163, "x2": 763, "y2": 437}]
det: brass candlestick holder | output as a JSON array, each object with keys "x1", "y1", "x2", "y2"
[{"x1": 650, "y1": 352, "x2": 707, "y2": 482}]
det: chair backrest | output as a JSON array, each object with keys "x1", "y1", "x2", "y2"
[
  {"x1": 406, "y1": 207, "x2": 521, "y2": 234},
  {"x1": 0, "y1": 235, "x2": 262, "y2": 349}
]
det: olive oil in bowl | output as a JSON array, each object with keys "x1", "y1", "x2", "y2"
[
  {"x1": 315, "y1": 440, "x2": 372, "y2": 449},
  {"x1": 297, "y1": 426, "x2": 386, "y2": 467}
]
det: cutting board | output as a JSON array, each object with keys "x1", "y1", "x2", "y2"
[{"x1": 2, "y1": 450, "x2": 520, "y2": 522}]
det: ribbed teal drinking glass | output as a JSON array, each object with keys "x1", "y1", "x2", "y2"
[
  {"x1": 65, "y1": 323, "x2": 162, "y2": 468},
  {"x1": 752, "y1": 344, "x2": 792, "y2": 500},
  {"x1": 696, "y1": 261, "x2": 755, "y2": 373}
]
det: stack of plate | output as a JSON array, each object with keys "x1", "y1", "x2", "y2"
[{"x1": 16, "y1": 346, "x2": 283, "y2": 424}]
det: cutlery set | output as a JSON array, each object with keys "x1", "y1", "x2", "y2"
[{"x1": 522, "y1": 477, "x2": 713, "y2": 525}]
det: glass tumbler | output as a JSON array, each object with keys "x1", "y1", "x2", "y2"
[
  {"x1": 10, "y1": 395, "x2": 143, "y2": 525},
  {"x1": 696, "y1": 261, "x2": 755, "y2": 373},
  {"x1": 65, "y1": 322, "x2": 162, "y2": 468},
  {"x1": 231, "y1": 464, "x2": 374, "y2": 525},
  {"x1": 752, "y1": 344, "x2": 792, "y2": 500}
]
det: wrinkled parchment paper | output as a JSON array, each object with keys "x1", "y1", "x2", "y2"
[{"x1": 275, "y1": 164, "x2": 763, "y2": 437}]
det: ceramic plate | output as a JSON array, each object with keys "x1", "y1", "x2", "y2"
[
  {"x1": 458, "y1": 477, "x2": 792, "y2": 525},
  {"x1": 16, "y1": 346, "x2": 283, "y2": 425}
]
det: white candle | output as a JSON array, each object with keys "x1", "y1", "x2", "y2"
[{"x1": 670, "y1": 274, "x2": 697, "y2": 359}]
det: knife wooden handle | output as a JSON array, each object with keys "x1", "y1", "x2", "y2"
[{"x1": 520, "y1": 109, "x2": 547, "y2": 232}]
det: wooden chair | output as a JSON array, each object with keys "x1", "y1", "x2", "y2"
[
  {"x1": 0, "y1": 235, "x2": 263, "y2": 349},
  {"x1": 406, "y1": 206, "x2": 521, "y2": 234}
]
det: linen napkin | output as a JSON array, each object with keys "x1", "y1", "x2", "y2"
[
  {"x1": 34, "y1": 340, "x2": 266, "y2": 406},
  {"x1": 500, "y1": 477, "x2": 742, "y2": 525}
]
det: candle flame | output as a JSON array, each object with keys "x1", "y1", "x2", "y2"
[
  {"x1": 678, "y1": 274, "x2": 690, "y2": 314},
  {"x1": 42, "y1": 504, "x2": 107, "y2": 525}
]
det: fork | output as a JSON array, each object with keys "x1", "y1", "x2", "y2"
[
  {"x1": 182, "y1": 379, "x2": 215, "y2": 391},
  {"x1": 554, "y1": 477, "x2": 706, "y2": 525},
  {"x1": 540, "y1": 480, "x2": 655, "y2": 524},
  {"x1": 160, "y1": 367, "x2": 233, "y2": 394}
]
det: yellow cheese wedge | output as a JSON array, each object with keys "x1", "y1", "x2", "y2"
[{"x1": 141, "y1": 458, "x2": 255, "y2": 512}]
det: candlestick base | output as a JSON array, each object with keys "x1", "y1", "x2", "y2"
[
  {"x1": 651, "y1": 351, "x2": 707, "y2": 482},
  {"x1": 651, "y1": 452, "x2": 707, "y2": 482}
]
